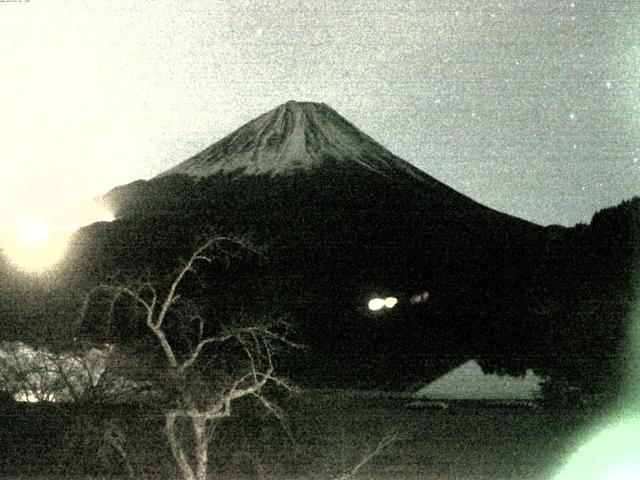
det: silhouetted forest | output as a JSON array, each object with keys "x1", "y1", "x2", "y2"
[{"x1": 1, "y1": 167, "x2": 638, "y2": 401}]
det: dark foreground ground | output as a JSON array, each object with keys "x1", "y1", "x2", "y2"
[{"x1": 0, "y1": 390, "x2": 600, "y2": 479}]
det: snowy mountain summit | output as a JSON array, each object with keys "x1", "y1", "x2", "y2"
[{"x1": 159, "y1": 100, "x2": 427, "y2": 180}]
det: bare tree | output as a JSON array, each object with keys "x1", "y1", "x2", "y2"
[
  {"x1": 0, "y1": 341, "x2": 112, "y2": 402},
  {"x1": 83, "y1": 236, "x2": 297, "y2": 480}
]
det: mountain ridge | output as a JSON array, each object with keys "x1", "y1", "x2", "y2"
[{"x1": 105, "y1": 100, "x2": 539, "y2": 232}]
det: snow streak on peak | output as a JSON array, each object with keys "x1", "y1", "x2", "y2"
[{"x1": 159, "y1": 101, "x2": 427, "y2": 180}]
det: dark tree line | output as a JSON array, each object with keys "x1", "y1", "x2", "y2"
[
  {"x1": 477, "y1": 197, "x2": 640, "y2": 402},
  {"x1": 1, "y1": 165, "x2": 638, "y2": 403}
]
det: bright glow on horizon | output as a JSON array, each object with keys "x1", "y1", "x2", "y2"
[
  {"x1": 4, "y1": 228, "x2": 71, "y2": 273},
  {"x1": 18, "y1": 217, "x2": 51, "y2": 246},
  {"x1": 1, "y1": 201, "x2": 114, "y2": 273}
]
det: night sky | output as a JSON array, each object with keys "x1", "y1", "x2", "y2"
[{"x1": 1, "y1": 0, "x2": 639, "y2": 227}]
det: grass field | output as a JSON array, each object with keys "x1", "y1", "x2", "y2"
[
  {"x1": 0, "y1": 390, "x2": 599, "y2": 479},
  {"x1": 282, "y1": 391, "x2": 596, "y2": 480}
]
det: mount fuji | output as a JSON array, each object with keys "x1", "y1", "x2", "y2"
[{"x1": 104, "y1": 100, "x2": 532, "y2": 229}]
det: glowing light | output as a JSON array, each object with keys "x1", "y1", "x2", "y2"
[
  {"x1": 14, "y1": 391, "x2": 42, "y2": 403},
  {"x1": 368, "y1": 296, "x2": 399, "y2": 311},
  {"x1": 368, "y1": 298, "x2": 385, "y2": 311},
  {"x1": 410, "y1": 291, "x2": 430, "y2": 304},
  {"x1": 18, "y1": 217, "x2": 50, "y2": 245},
  {"x1": 384, "y1": 297, "x2": 398, "y2": 308},
  {"x1": 1, "y1": 201, "x2": 115, "y2": 273},
  {"x1": 3, "y1": 228, "x2": 71, "y2": 273},
  {"x1": 553, "y1": 418, "x2": 640, "y2": 480},
  {"x1": 52, "y1": 200, "x2": 115, "y2": 227}
]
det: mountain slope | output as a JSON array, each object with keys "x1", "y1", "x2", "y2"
[
  {"x1": 106, "y1": 101, "x2": 532, "y2": 231},
  {"x1": 160, "y1": 100, "x2": 433, "y2": 182}
]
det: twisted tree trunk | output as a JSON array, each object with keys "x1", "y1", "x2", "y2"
[
  {"x1": 166, "y1": 412, "x2": 196, "y2": 480},
  {"x1": 193, "y1": 415, "x2": 209, "y2": 480}
]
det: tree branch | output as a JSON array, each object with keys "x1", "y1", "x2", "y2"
[
  {"x1": 178, "y1": 333, "x2": 235, "y2": 374},
  {"x1": 335, "y1": 433, "x2": 398, "y2": 480},
  {"x1": 156, "y1": 237, "x2": 232, "y2": 329}
]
